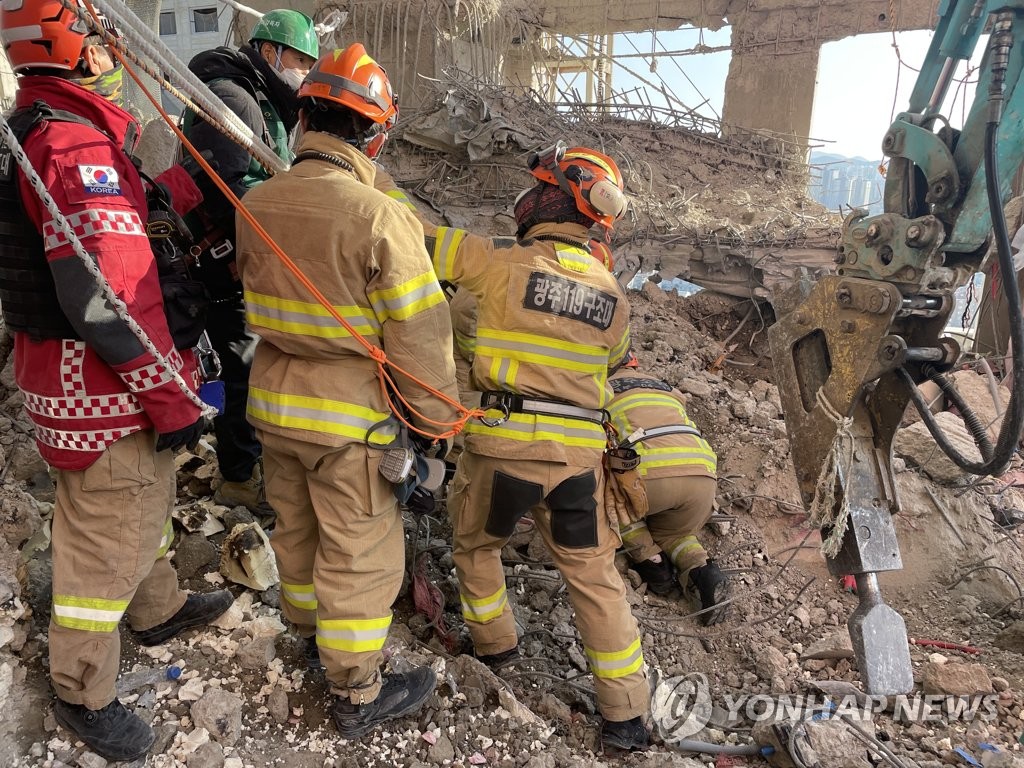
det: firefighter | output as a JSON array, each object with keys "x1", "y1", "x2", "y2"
[
  {"x1": 234, "y1": 44, "x2": 459, "y2": 739},
  {"x1": 181, "y1": 9, "x2": 319, "y2": 514},
  {"x1": 381, "y1": 144, "x2": 651, "y2": 750},
  {"x1": 608, "y1": 356, "x2": 729, "y2": 623},
  {"x1": 0, "y1": 2, "x2": 232, "y2": 761}
]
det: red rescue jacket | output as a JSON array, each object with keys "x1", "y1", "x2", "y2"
[{"x1": 12, "y1": 76, "x2": 203, "y2": 470}]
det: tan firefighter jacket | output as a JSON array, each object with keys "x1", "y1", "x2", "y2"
[
  {"x1": 607, "y1": 369, "x2": 717, "y2": 479},
  {"x1": 426, "y1": 219, "x2": 631, "y2": 466},
  {"x1": 235, "y1": 131, "x2": 459, "y2": 448}
]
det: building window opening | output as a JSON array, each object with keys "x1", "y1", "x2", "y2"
[
  {"x1": 192, "y1": 8, "x2": 219, "y2": 34},
  {"x1": 159, "y1": 11, "x2": 176, "y2": 35}
]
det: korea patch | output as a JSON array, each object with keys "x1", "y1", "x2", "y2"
[
  {"x1": 523, "y1": 271, "x2": 617, "y2": 330},
  {"x1": 78, "y1": 165, "x2": 121, "y2": 195}
]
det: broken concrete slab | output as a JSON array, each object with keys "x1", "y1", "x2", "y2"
[{"x1": 920, "y1": 661, "x2": 993, "y2": 696}]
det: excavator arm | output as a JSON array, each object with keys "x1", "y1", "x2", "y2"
[{"x1": 769, "y1": 0, "x2": 1024, "y2": 695}]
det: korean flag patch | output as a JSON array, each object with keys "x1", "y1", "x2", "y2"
[{"x1": 78, "y1": 165, "x2": 121, "y2": 195}]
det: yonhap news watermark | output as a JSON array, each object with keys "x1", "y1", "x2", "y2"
[{"x1": 651, "y1": 673, "x2": 1000, "y2": 741}]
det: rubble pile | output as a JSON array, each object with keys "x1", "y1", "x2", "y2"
[
  {"x1": 382, "y1": 75, "x2": 842, "y2": 297},
  {"x1": 2, "y1": 286, "x2": 1024, "y2": 766}
]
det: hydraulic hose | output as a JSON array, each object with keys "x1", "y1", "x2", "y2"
[
  {"x1": 667, "y1": 739, "x2": 771, "y2": 756},
  {"x1": 903, "y1": 13, "x2": 1024, "y2": 476}
]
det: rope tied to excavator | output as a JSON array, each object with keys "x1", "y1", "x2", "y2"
[{"x1": 808, "y1": 389, "x2": 855, "y2": 558}]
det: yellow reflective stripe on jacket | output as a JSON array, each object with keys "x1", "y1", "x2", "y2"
[
  {"x1": 454, "y1": 329, "x2": 477, "y2": 360},
  {"x1": 461, "y1": 585, "x2": 508, "y2": 623},
  {"x1": 553, "y1": 243, "x2": 593, "y2": 273},
  {"x1": 635, "y1": 445, "x2": 718, "y2": 475},
  {"x1": 465, "y1": 411, "x2": 606, "y2": 448},
  {"x1": 384, "y1": 188, "x2": 416, "y2": 210},
  {"x1": 282, "y1": 581, "x2": 317, "y2": 611},
  {"x1": 431, "y1": 226, "x2": 467, "y2": 280},
  {"x1": 476, "y1": 328, "x2": 608, "y2": 375},
  {"x1": 585, "y1": 637, "x2": 644, "y2": 679},
  {"x1": 368, "y1": 271, "x2": 446, "y2": 322},
  {"x1": 316, "y1": 615, "x2": 392, "y2": 652},
  {"x1": 245, "y1": 290, "x2": 381, "y2": 340},
  {"x1": 52, "y1": 595, "x2": 129, "y2": 632},
  {"x1": 610, "y1": 328, "x2": 632, "y2": 367},
  {"x1": 248, "y1": 387, "x2": 397, "y2": 444},
  {"x1": 608, "y1": 391, "x2": 693, "y2": 430},
  {"x1": 156, "y1": 517, "x2": 173, "y2": 559}
]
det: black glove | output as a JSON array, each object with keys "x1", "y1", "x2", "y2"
[
  {"x1": 406, "y1": 486, "x2": 436, "y2": 516},
  {"x1": 155, "y1": 416, "x2": 208, "y2": 452}
]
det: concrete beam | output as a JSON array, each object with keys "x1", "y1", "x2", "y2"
[{"x1": 721, "y1": 47, "x2": 819, "y2": 140}]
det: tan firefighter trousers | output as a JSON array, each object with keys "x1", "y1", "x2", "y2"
[
  {"x1": 259, "y1": 431, "x2": 403, "y2": 704},
  {"x1": 50, "y1": 430, "x2": 186, "y2": 709},
  {"x1": 619, "y1": 475, "x2": 717, "y2": 575},
  {"x1": 449, "y1": 451, "x2": 649, "y2": 722}
]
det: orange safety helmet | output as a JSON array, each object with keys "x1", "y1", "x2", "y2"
[
  {"x1": 527, "y1": 142, "x2": 629, "y2": 231},
  {"x1": 623, "y1": 351, "x2": 640, "y2": 369},
  {"x1": 589, "y1": 239, "x2": 614, "y2": 271},
  {"x1": 1, "y1": 0, "x2": 117, "y2": 72},
  {"x1": 298, "y1": 44, "x2": 398, "y2": 158}
]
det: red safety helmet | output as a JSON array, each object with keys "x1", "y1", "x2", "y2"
[
  {"x1": 589, "y1": 239, "x2": 614, "y2": 271},
  {"x1": 299, "y1": 44, "x2": 398, "y2": 158},
  {"x1": 527, "y1": 142, "x2": 628, "y2": 231},
  {"x1": 1, "y1": 0, "x2": 117, "y2": 72}
]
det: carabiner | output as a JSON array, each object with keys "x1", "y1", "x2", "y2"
[{"x1": 479, "y1": 401, "x2": 510, "y2": 427}]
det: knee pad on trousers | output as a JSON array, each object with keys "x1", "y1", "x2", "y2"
[
  {"x1": 547, "y1": 471, "x2": 598, "y2": 548},
  {"x1": 485, "y1": 472, "x2": 544, "y2": 538}
]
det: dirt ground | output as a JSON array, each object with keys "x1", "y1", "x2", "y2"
[{"x1": 2, "y1": 281, "x2": 1024, "y2": 768}]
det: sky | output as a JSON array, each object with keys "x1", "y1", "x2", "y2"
[{"x1": 588, "y1": 25, "x2": 985, "y2": 162}]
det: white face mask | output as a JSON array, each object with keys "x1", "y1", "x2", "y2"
[{"x1": 272, "y1": 46, "x2": 306, "y2": 92}]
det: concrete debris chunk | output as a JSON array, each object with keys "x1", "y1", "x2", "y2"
[
  {"x1": 219, "y1": 523, "x2": 279, "y2": 590},
  {"x1": 921, "y1": 661, "x2": 993, "y2": 696},
  {"x1": 190, "y1": 688, "x2": 243, "y2": 746},
  {"x1": 893, "y1": 413, "x2": 981, "y2": 483},
  {"x1": 801, "y1": 629, "x2": 855, "y2": 660},
  {"x1": 235, "y1": 636, "x2": 276, "y2": 670}
]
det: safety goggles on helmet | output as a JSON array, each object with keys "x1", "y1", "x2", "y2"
[
  {"x1": 1, "y1": 0, "x2": 120, "y2": 72},
  {"x1": 526, "y1": 141, "x2": 629, "y2": 231}
]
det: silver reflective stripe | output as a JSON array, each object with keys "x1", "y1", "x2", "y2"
[
  {"x1": 472, "y1": 415, "x2": 601, "y2": 440},
  {"x1": 317, "y1": 625, "x2": 390, "y2": 643},
  {"x1": 369, "y1": 280, "x2": 440, "y2": 316},
  {"x1": 621, "y1": 424, "x2": 702, "y2": 448},
  {"x1": 517, "y1": 398, "x2": 605, "y2": 423},
  {"x1": 248, "y1": 392, "x2": 397, "y2": 436},
  {"x1": 247, "y1": 302, "x2": 380, "y2": 335},
  {"x1": 479, "y1": 335, "x2": 606, "y2": 367}
]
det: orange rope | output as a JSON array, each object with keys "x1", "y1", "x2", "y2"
[{"x1": 86, "y1": 0, "x2": 482, "y2": 441}]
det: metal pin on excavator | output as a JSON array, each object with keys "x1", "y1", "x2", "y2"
[{"x1": 770, "y1": 0, "x2": 1024, "y2": 694}]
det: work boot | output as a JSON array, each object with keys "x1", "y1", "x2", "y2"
[
  {"x1": 477, "y1": 646, "x2": 520, "y2": 669},
  {"x1": 214, "y1": 463, "x2": 275, "y2": 516},
  {"x1": 631, "y1": 556, "x2": 676, "y2": 596},
  {"x1": 332, "y1": 667, "x2": 437, "y2": 739},
  {"x1": 54, "y1": 698, "x2": 155, "y2": 762},
  {"x1": 134, "y1": 590, "x2": 233, "y2": 646},
  {"x1": 688, "y1": 559, "x2": 730, "y2": 625},
  {"x1": 305, "y1": 636, "x2": 324, "y2": 672},
  {"x1": 601, "y1": 715, "x2": 650, "y2": 751}
]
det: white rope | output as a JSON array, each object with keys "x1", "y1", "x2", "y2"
[
  {"x1": 808, "y1": 389, "x2": 855, "y2": 558},
  {"x1": 77, "y1": 0, "x2": 287, "y2": 176},
  {"x1": 0, "y1": 113, "x2": 217, "y2": 419}
]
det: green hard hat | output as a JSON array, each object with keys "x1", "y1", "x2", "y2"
[{"x1": 249, "y1": 9, "x2": 319, "y2": 60}]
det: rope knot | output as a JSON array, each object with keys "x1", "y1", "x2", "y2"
[{"x1": 808, "y1": 389, "x2": 856, "y2": 558}]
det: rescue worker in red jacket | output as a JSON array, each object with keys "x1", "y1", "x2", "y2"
[
  {"x1": 608, "y1": 356, "x2": 729, "y2": 623},
  {"x1": 235, "y1": 45, "x2": 459, "y2": 739},
  {"x1": 395, "y1": 144, "x2": 651, "y2": 750},
  {"x1": 0, "y1": 2, "x2": 231, "y2": 761}
]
